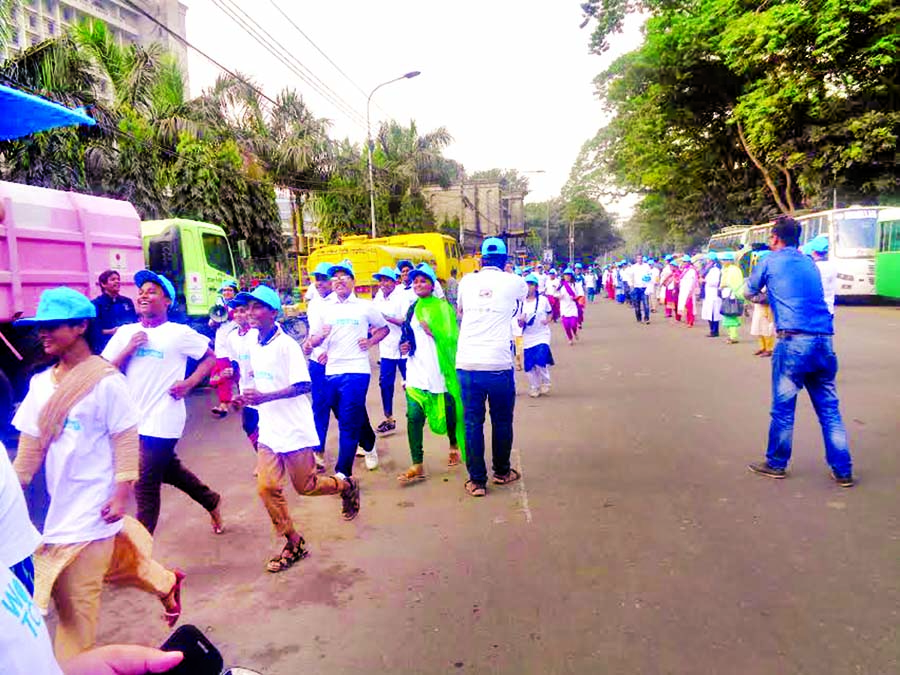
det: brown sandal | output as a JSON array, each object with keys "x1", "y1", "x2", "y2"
[
  {"x1": 465, "y1": 480, "x2": 486, "y2": 497},
  {"x1": 266, "y1": 537, "x2": 309, "y2": 573},
  {"x1": 397, "y1": 465, "x2": 427, "y2": 485},
  {"x1": 492, "y1": 468, "x2": 521, "y2": 485},
  {"x1": 162, "y1": 568, "x2": 186, "y2": 627},
  {"x1": 448, "y1": 448, "x2": 461, "y2": 467}
]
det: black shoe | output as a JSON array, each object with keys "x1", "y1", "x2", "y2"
[
  {"x1": 831, "y1": 471, "x2": 854, "y2": 488},
  {"x1": 376, "y1": 418, "x2": 396, "y2": 434},
  {"x1": 748, "y1": 461, "x2": 786, "y2": 479},
  {"x1": 340, "y1": 476, "x2": 360, "y2": 520}
]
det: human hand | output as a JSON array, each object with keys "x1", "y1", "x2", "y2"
[
  {"x1": 399, "y1": 342, "x2": 410, "y2": 356},
  {"x1": 62, "y1": 645, "x2": 183, "y2": 675},
  {"x1": 357, "y1": 337, "x2": 370, "y2": 352},
  {"x1": 127, "y1": 332, "x2": 148, "y2": 353},
  {"x1": 101, "y1": 483, "x2": 131, "y2": 523},
  {"x1": 419, "y1": 320, "x2": 433, "y2": 338},
  {"x1": 316, "y1": 352, "x2": 328, "y2": 366},
  {"x1": 168, "y1": 380, "x2": 192, "y2": 400},
  {"x1": 236, "y1": 389, "x2": 266, "y2": 406},
  {"x1": 301, "y1": 339, "x2": 313, "y2": 355}
]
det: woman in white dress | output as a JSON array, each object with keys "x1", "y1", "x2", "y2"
[{"x1": 700, "y1": 252, "x2": 722, "y2": 337}]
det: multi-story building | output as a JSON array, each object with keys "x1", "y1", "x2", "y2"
[{"x1": 3, "y1": 0, "x2": 188, "y2": 79}]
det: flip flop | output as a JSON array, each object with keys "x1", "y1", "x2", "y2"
[
  {"x1": 465, "y1": 480, "x2": 486, "y2": 497},
  {"x1": 492, "y1": 468, "x2": 522, "y2": 485},
  {"x1": 162, "y1": 568, "x2": 186, "y2": 627}
]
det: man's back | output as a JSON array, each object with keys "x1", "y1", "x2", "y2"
[
  {"x1": 748, "y1": 247, "x2": 833, "y2": 334},
  {"x1": 457, "y1": 268, "x2": 527, "y2": 369}
]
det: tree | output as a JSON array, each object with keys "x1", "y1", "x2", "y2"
[{"x1": 469, "y1": 168, "x2": 530, "y2": 193}]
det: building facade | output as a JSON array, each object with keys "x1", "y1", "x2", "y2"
[
  {"x1": 422, "y1": 179, "x2": 526, "y2": 254},
  {"x1": 3, "y1": 0, "x2": 188, "y2": 79}
]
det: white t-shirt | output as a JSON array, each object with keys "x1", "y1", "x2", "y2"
[
  {"x1": 213, "y1": 320, "x2": 237, "y2": 358},
  {"x1": 12, "y1": 370, "x2": 138, "y2": 544},
  {"x1": 102, "y1": 322, "x2": 211, "y2": 438},
  {"x1": 558, "y1": 280, "x2": 583, "y2": 318},
  {"x1": 304, "y1": 284, "x2": 320, "y2": 302},
  {"x1": 306, "y1": 292, "x2": 335, "y2": 363},
  {"x1": 372, "y1": 287, "x2": 407, "y2": 360},
  {"x1": 0, "y1": 445, "x2": 41, "y2": 567},
  {"x1": 522, "y1": 295, "x2": 552, "y2": 349},
  {"x1": 583, "y1": 272, "x2": 597, "y2": 290},
  {"x1": 405, "y1": 314, "x2": 446, "y2": 394},
  {"x1": 816, "y1": 259, "x2": 837, "y2": 315},
  {"x1": 316, "y1": 295, "x2": 388, "y2": 376},
  {"x1": 0, "y1": 566, "x2": 64, "y2": 675},
  {"x1": 546, "y1": 277, "x2": 560, "y2": 296},
  {"x1": 250, "y1": 327, "x2": 319, "y2": 453},
  {"x1": 621, "y1": 266, "x2": 634, "y2": 287},
  {"x1": 456, "y1": 267, "x2": 528, "y2": 370},
  {"x1": 536, "y1": 272, "x2": 547, "y2": 293},
  {"x1": 631, "y1": 263, "x2": 652, "y2": 289},
  {"x1": 226, "y1": 326, "x2": 258, "y2": 395}
]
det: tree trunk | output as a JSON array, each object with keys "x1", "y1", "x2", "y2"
[{"x1": 736, "y1": 120, "x2": 791, "y2": 215}]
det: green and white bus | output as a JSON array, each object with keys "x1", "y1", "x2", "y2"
[{"x1": 875, "y1": 207, "x2": 900, "y2": 300}]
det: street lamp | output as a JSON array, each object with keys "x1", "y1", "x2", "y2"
[{"x1": 366, "y1": 71, "x2": 421, "y2": 239}]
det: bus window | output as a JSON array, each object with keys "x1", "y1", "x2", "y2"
[
  {"x1": 833, "y1": 210, "x2": 878, "y2": 257},
  {"x1": 880, "y1": 220, "x2": 900, "y2": 252},
  {"x1": 202, "y1": 233, "x2": 234, "y2": 275}
]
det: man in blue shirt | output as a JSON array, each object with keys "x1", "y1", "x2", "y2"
[
  {"x1": 744, "y1": 216, "x2": 853, "y2": 486},
  {"x1": 91, "y1": 270, "x2": 137, "y2": 352}
]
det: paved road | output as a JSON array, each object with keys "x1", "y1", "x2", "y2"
[{"x1": 96, "y1": 300, "x2": 900, "y2": 674}]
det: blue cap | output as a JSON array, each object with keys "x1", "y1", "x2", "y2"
[
  {"x1": 234, "y1": 284, "x2": 281, "y2": 312},
  {"x1": 563, "y1": 267, "x2": 574, "y2": 275},
  {"x1": 706, "y1": 252, "x2": 718, "y2": 261},
  {"x1": 513, "y1": 266, "x2": 523, "y2": 275},
  {"x1": 574, "y1": 262, "x2": 583, "y2": 269},
  {"x1": 481, "y1": 237, "x2": 507, "y2": 256},
  {"x1": 720, "y1": 251, "x2": 735, "y2": 262},
  {"x1": 807, "y1": 235, "x2": 829, "y2": 254},
  {"x1": 408, "y1": 262, "x2": 437, "y2": 285},
  {"x1": 312, "y1": 262, "x2": 333, "y2": 278},
  {"x1": 15, "y1": 287, "x2": 96, "y2": 325},
  {"x1": 548, "y1": 268, "x2": 557, "y2": 274},
  {"x1": 328, "y1": 259, "x2": 354, "y2": 279},
  {"x1": 373, "y1": 266, "x2": 398, "y2": 282},
  {"x1": 135, "y1": 269, "x2": 176, "y2": 300},
  {"x1": 396, "y1": 259, "x2": 414, "y2": 271},
  {"x1": 219, "y1": 278, "x2": 238, "y2": 292},
  {"x1": 525, "y1": 273, "x2": 539, "y2": 285},
  {"x1": 681, "y1": 255, "x2": 692, "y2": 263}
]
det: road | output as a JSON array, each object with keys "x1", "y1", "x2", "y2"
[{"x1": 95, "y1": 300, "x2": 900, "y2": 674}]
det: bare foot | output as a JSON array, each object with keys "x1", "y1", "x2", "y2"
[{"x1": 209, "y1": 505, "x2": 224, "y2": 534}]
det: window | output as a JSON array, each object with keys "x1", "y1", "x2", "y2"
[
  {"x1": 63, "y1": 6, "x2": 73, "y2": 21},
  {"x1": 28, "y1": 13, "x2": 37, "y2": 28},
  {"x1": 879, "y1": 221, "x2": 900, "y2": 253},
  {"x1": 202, "y1": 233, "x2": 234, "y2": 275},
  {"x1": 47, "y1": 20, "x2": 56, "y2": 34}
]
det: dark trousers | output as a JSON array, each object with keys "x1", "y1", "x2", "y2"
[
  {"x1": 708, "y1": 320, "x2": 720, "y2": 336},
  {"x1": 10, "y1": 557, "x2": 34, "y2": 596},
  {"x1": 324, "y1": 373, "x2": 376, "y2": 477},
  {"x1": 632, "y1": 287, "x2": 650, "y2": 322},
  {"x1": 407, "y1": 392, "x2": 459, "y2": 464},
  {"x1": 137, "y1": 435, "x2": 221, "y2": 534},
  {"x1": 309, "y1": 360, "x2": 329, "y2": 453},
  {"x1": 457, "y1": 369, "x2": 515, "y2": 485},
  {"x1": 379, "y1": 357, "x2": 407, "y2": 417},
  {"x1": 241, "y1": 406, "x2": 259, "y2": 450}
]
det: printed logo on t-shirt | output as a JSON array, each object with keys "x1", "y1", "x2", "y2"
[
  {"x1": 255, "y1": 370, "x2": 275, "y2": 381},
  {"x1": 2, "y1": 575, "x2": 44, "y2": 638},
  {"x1": 63, "y1": 418, "x2": 82, "y2": 432},
  {"x1": 478, "y1": 289, "x2": 493, "y2": 298},
  {"x1": 135, "y1": 346, "x2": 165, "y2": 359},
  {"x1": 334, "y1": 318, "x2": 361, "y2": 326}
]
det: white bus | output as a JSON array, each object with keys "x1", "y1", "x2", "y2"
[
  {"x1": 742, "y1": 206, "x2": 886, "y2": 296},
  {"x1": 705, "y1": 226, "x2": 750, "y2": 254}
]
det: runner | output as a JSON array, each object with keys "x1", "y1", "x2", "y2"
[
  {"x1": 396, "y1": 263, "x2": 465, "y2": 484},
  {"x1": 545, "y1": 268, "x2": 561, "y2": 322},
  {"x1": 558, "y1": 268, "x2": 584, "y2": 345},
  {"x1": 306, "y1": 260, "x2": 389, "y2": 476},
  {"x1": 12, "y1": 287, "x2": 184, "y2": 660},
  {"x1": 456, "y1": 238, "x2": 527, "y2": 497},
  {"x1": 223, "y1": 293, "x2": 260, "y2": 451},
  {"x1": 302, "y1": 262, "x2": 336, "y2": 473},
  {"x1": 233, "y1": 285, "x2": 360, "y2": 570},
  {"x1": 101, "y1": 270, "x2": 223, "y2": 536},
  {"x1": 701, "y1": 252, "x2": 722, "y2": 337},
  {"x1": 676, "y1": 256, "x2": 698, "y2": 327},
  {"x1": 372, "y1": 266, "x2": 408, "y2": 434},
  {"x1": 209, "y1": 279, "x2": 239, "y2": 419},
  {"x1": 520, "y1": 274, "x2": 554, "y2": 397}
]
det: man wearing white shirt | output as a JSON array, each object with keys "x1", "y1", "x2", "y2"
[
  {"x1": 302, "y1": 262, "x2": 337, "y2": 472},
  {"x1": 101, "y1": 271, "x2": 222, "y2": 536},
  {"x1": 234, "y1": 285, "x2": 360, "y2": 570},
  {"x1": 804, "y1": 236, "x2": 837, "y2": 315},
  {"x1": 535, "y1": 263, "x2": 547, "y2": 294},
  {"x1": 456, "y1": 238, "x2": 528, "y2": 497},
  {"x1": 630, "y1": 255, "x2": 653, "y2": 324},
  {"x1": 372, "y1": 267, "x2": 408, "y2": 434},
  {"x1": 306, "y1": 260, "x2": 389, "y2": 478}
]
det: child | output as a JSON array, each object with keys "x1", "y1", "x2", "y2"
[{"x1": 520, "y1": 274, "x2": 554, "y2": 397}]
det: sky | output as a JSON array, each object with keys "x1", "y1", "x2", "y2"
[{"x1": 183, "y1": 1, "x2": 644, "y2": 211}]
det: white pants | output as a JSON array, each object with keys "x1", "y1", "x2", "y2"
[{"x1": 526, "y1": 366, "x2": 551, "y2": 389}]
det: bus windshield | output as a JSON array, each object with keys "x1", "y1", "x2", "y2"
[{"x1": 833, "y1": 211, "x2": 878, "y2": 258}]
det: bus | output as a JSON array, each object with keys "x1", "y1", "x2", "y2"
[
  {"x1": 705, "y1": 226, "x2": 750, "y2": 254},
  {"x1": 875, "y1": 207, "x2": 900, "y2": 299}
]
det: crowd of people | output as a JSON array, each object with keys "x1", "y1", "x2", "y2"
[{"x1": 2, "y1": 217, "x2": 854, "y2": 673}]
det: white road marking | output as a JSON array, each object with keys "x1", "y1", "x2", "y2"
[{"x1": 512, "y1": 447, "x2": 533, "y2": 524}]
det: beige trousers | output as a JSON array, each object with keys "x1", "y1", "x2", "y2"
[{"x1": 257, "y1": 445, "x2": 342, "y2": 537}]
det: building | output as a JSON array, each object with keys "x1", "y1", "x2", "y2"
[
  {"x1": 422, "y1": 179, "x2": 526, "y2": 254},
  {"x1": 3, "y1": 0, "x2": 188, "y2": 82}
]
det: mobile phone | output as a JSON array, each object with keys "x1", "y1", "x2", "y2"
[{"x1": 160, "y1": 624, "x2": 224, "y2": 675}]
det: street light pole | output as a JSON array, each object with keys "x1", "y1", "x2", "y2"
[{"x1": 366, "y1": 70, "x2": 421, "y2": 239}]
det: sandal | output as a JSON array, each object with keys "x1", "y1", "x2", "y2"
[
  {"x1": 492, "y1": 468, "x2": 522, "y2": 485},
  {"x1": 209, "y1": 505, "x2": 224, "y2": 534},
  {"x1": 266, "y1": 537, "x2": 309, "y2": 573},
  {"x1": 465, "y1": 480, "x2": 486, "y2": 497},
  {"x1": 397, "y1": 465, "x2": 427, "y2": 485},
  {"x1": 447, "y1": 448, "x2": 461, "y2": 467},
  {"x1": 340, "y1": 477, "x2": 360, "y2": 521},
  {"x1": 162, "y1": 568, "x2": 186, "y2": 627}
]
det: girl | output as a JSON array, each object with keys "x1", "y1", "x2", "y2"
[
  {"x1": 12, "y1": 288, "x2": 183, "y2": 661},
  {"x1": 700, "y1": 252, "x2": 722, "y2": 337},
  {"x1": 677, "y1": 256, "x2": 698, "y2": 326},
  {"x1": 719, "y1": 252, "x2": 745, "y2": 343},
  {"x1": 520, "y1": 274, "x2": 554, "y2": 398},
  {"x1": 558, "y1": 268, "x2": 584, "y2": 345}
]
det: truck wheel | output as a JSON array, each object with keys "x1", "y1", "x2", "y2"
[{"x1": 283, "y1": 317, "x2": 309, "y2": 342}]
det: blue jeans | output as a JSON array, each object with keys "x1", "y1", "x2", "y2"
[
  {"x1": 309, "y1": 360, "x2": 329, "y2": 454},
  {"x1": 379, "y1": 358, "x2": 407, "y2": 417},
  {"x1": 765, "y1": 335, "x2": 853, "y2": 476},
  {"x1": 457, "y1": 369, "x2": 516, "y2": 485},
  {"x1": 324, "y1": 373, "x2": 375, "y2": 477},
  {"x1": 632, "y1": 287, "x2": 649, "y2": 322}
]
